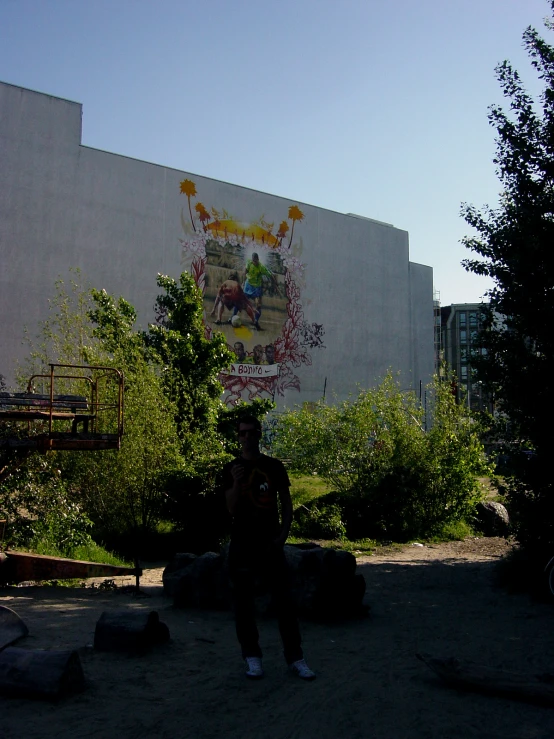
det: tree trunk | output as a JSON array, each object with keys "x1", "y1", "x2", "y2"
[
  {"x1": 417, "y1": 652, "x2": 554, "y2": 706},
  {"x1": 0, "y1": 647, "x2": 85, "y2": 699},
  {"x1": 0, "y1": 605, "x2": 28, "y2": 651},
  {"x1": 94, "y1": 610, "x2": 170, "y2": 652}
]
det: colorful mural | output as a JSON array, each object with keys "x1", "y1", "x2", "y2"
[{"x1": 179, "y1": 179, "x2": 325, "y2": 405}]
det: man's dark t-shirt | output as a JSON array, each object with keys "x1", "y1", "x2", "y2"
[{"x1": 221, "y1": 454, "x2": 290, "y2": 546}]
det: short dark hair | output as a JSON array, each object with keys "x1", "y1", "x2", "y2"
[{"x1": 237, "y1": 415, "x2": 261, "y2": 433}]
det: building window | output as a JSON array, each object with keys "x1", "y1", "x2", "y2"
[
  {"x1": 459, "y1": 312, "x2": 467, "y2": 326},
  {"x1": 469, "y1": 312, "x2": 477, "y2": 327},
  {"x1": 460, "y1": 348, "x2": 467, "y2": 362},
  {"x1": 470, "y1": 330, "x2": 478, "y2": 344},
  {"x1": 460, "y1": 330, "x2": 467, "y2": 344},
  {"x1": 460, "y1": 366, "x2": 468, "y2": 379}
]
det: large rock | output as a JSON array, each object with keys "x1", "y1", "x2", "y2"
[
  {"x1": 164, "y1": 543, "x2": 367, "y2": 619},
  {"x1": 475, "y1": 501, "x2": 510, "y2": 537},
  {"x1": 285, "y1": 544, "x2": 366, "y2": 619},
  {"x1": 168, "y1": 552, "x2": 230, "y2": 609},
  {"x1": 162, "y1": 553, "x2": 199, "y2": 598}
]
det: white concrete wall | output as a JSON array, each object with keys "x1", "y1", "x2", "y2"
[{"x1": 0, "y1": 81, "x2": 434, "y2": 405}]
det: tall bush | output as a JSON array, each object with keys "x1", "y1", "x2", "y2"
[{"x1": 274, "y1": 373, "x2": 490, "y2": 541}]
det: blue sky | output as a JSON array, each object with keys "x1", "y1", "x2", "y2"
[{"x1": 0, "y1": 0, "x2": 549, "y2": 304}]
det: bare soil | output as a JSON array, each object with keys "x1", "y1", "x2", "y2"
[{"x1": 2, "y1": 537, "x2": 554, "y2": 739}]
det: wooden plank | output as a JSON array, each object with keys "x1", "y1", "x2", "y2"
[
  {"x1": 0, "y1": 438, "x2": 40, "y2": 449},
  {"x1": 0, "y1": 435, "x2": 119, "y2": 451},
  {"x1": 0, "y1": 606, "x2": 29, "y2": 651},
  {"x1": 0, "y1": 393, "x2": 87, "y2": 405},
  {"x1": 417, "y1": 652, "x2": 554, "y2": 706},
  {"x1": 0, "y1": 410, "x2": 77, "y2": 421},
  {"x1": 47, "y1": 437, "x2": 120, "y2": 451},
  {"x1": 0, "y1": 647, "x2": 85, "y2": 699},
  {"x1": 1, "y1": 551, "x2": 141, "y2": 583}
]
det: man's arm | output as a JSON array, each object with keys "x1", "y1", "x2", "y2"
[
  {"x1": 274, "y1": 485, "x2": 293, "y2": 547},
  {"x1": 225, "y1": 464, "x2": 244, "y2": 515}
]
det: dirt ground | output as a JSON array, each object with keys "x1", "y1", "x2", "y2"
[{"x1": 2, "y1": 537, "x2": 554, "y2": 739}]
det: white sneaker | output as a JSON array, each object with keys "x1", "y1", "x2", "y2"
[
  {"x1": 289, "y1": 658, "x2": 316, "y2": 680},
  {"x1": 245, "y1": 657, "x2": 264, "y2": 679}
]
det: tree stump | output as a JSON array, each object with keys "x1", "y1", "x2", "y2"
[
  {"x1": 0, "y1": 647, "x2": 85, "y2": 699},
  {"x1": 417, "y1": 652, "x2": 554, "y2": 706},
  {"x1": 94, "y1": 610, "x2": 170, "y2": 652},
  {"x1": 0, "y1": 605, "x2": 29, "y2": 651}
]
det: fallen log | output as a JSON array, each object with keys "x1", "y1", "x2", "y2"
[
  {"x1": 94, "y1": 609, "x2": 170, "y2": 652},
  {"x1": 0, "y1": 550, "x2": 141, "y2": 584},
  {"x1": 0, "y1": 647, "x2": 85, "y2": 699},
  {"x1": 417, "y1": 652, "x2": 554, "y2": 706},
  {"x1": 0, "y1": 605, "x2": 29, "y2": 651}
]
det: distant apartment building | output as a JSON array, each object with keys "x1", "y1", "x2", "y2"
[{"x1": 440, "y1": 303, "x2": 490, "y2": 412}]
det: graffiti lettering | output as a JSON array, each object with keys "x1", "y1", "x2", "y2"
[{"x1": 228, "y1": 363, "x2": 280, "y2": 377}]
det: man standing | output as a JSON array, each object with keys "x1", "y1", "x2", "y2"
[
  {"x1": 222, "y1": 416, "x2": 316, "y2": 680},
  {"x1": 242, "y1": 253, "x2": 277, "y2": 331}
]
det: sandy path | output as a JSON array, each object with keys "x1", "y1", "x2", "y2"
[{"x1": 1, "y1": 538, "x2": 554, "y2": 739}]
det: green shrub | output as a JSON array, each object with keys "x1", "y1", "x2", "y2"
[
  {"x1": 0, "y1": 455, "x2": 92, "y2": 552},
  {"x1": 292, "y1": 501, "x2": 346, "y2": 540},
  {"x1": 274, "y1": 372, "x2": 491, "y2": 542}
]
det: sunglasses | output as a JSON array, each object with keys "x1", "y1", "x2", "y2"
[{"x1": 238, "y1": 428, "x2": 260, "y2": 437}]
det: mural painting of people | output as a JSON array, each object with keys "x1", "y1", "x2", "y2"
[
  {"x1": 180, "y1": 180, "x2": 325, "y2": 405},
  {"x1": 210, "y1": 273, "x2": 258, "y2": 327},
  {"x1": 241, "y1": 252, "x2": 279, "y2": 331}
]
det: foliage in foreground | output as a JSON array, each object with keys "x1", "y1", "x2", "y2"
[
  {"x1": 461, "y1": 3, "x2": 554, "y2": 557},
  {"x1": 273, "y1": 373, "x2": 491, "y2": 542},
  {"x1": 0, "y1": 270, "x2": 237, "y2": 553}
]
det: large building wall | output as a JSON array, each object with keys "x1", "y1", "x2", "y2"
[{"x1": 0, "y1": 81, "x2": 434, "y2": 406}]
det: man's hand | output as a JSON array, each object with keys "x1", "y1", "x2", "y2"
[
  {"x1": 231, "y1": 464, "x2": 244, "y2": 485},
  {"x1": 273, "y1": 486, "x2": 293, "y2": 549},
  {"x1": 273, "y1": 533, "x2": 288, "y2": 549},
  {"x1": 226, "y1": 464, "x2": 245, "y2": 514}
]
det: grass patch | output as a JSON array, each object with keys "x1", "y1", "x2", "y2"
[
  {"x1": 289, "y1": 473, "x2": 333, "y2": 508},
  {"x1": 69, "y1": 541, "x2": 131, "y2": 567},
  {"x1": 424, "y1": 520, "x2": 477, "y2": 544},
  {"x1": 24, "y1": 537, "x2": 130, "y2": 567}
]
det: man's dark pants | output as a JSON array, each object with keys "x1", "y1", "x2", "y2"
[{"x1": 228, "y1": 543, "x2": 303, "y2": 665}]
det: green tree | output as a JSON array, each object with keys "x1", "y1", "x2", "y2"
[
  {"x1": 145, "y1": 273, "x2": 235, "y2": 436},
  {"x1": 461, "y1": 3, "x2": 554, "y2": 555},
  {"x1": 2, "y1": 270, "x2": 238, "y2": 552}
]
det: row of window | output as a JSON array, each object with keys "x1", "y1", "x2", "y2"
[
  {"x1": 460, "y1": 347, "x2": 487, "y2": 362},
  {"x1": 459, "y1": 329, "x2": 479, "y2": 344},
  {"x1": 458, "y1": 311, "x2": 480, "y2": 327}
]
